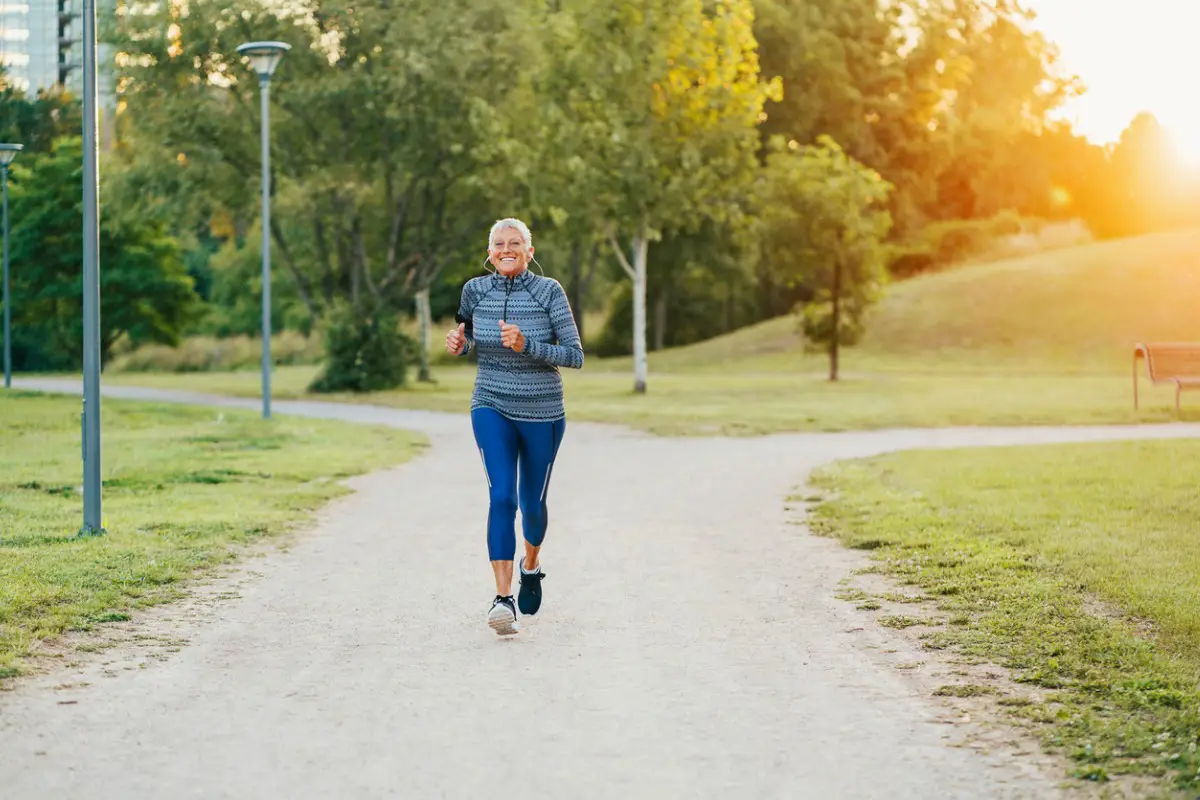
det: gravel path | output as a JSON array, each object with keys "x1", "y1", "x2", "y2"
[{"x1": 5, "y1": 378, "x2": 1200, "y2": 799}]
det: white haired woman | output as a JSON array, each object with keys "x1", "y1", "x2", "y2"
[{"x1": 445, "y1": 218, "x2": 584, "y2": 636}]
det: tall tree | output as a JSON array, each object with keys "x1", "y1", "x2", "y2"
[
  {"x1": 106, "y1": 0, "x2": 538, "y2": 378},
  {"x1": 7, "y1": 138, "x2": 198, "y2": 368},
  {"x1": 754, "y1": 135, "x2": 893, "y2": 381},
  {"x1": 547, "y1": 0, "x2": 779, "y2": 392}
]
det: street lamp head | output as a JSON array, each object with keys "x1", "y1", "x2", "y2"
[
  {"x1": 0, "y1": 144, "x2": 23, "y2": 167},
  {"x1": 236, "y1": 41, "x2": 291, "y2": 81}
]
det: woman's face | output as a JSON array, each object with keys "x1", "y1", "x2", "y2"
[{"x1": 489, "y1": 227, "x2": 532, "y2": 276}]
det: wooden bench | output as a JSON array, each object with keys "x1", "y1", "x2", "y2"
[{"x1": 1133, "y1": 342, "x2": 1200, "y2": 411}]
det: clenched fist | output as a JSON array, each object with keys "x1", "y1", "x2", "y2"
[
  {"x1": 445, "y1": 322, "x2": 467, "y2": 355},
  {"x1": 500, "y1": 321, "x2": 526, "y2": 353}
]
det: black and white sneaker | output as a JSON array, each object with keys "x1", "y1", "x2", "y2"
[
  {"x1": 518, "y1": 558, "x2": 545, "y2": 616},
  {"x1": 487, "y1": 595, "x2": 519, "y2": 636}
]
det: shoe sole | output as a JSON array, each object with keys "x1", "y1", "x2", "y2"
[{"x1": 488, "y1": 607, "x2": 519, "y2": 636}]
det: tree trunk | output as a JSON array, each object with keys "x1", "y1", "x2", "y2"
[
  {"x1": 653, "y1": 288, "x2": 667, "y2": 352},
  {"x1": 829, "y1": 260, "x2": 841, "y2": 382},
  {"x1": 415, "y1": 287, "x2": 433, "y2": 383},
  {"x1": 567, "y1": 237, "x2": 585, "y2": 342},
  {"x1": 632, "y1": 225, "x2": 649, "y2": 394}
]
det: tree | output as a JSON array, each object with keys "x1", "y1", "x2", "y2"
[
  {"x1": 541, "y1": 0, "x2": 779, "y2": 393},
  {"x1": 7, "y1": 137, "x2": 198, "y2": 368},
  {"x1": 106, "y1": 0, "x2": 538, "y2": 379},
  {"x1": 754, "y1": 135, "x2": 893, "y2": 381}
]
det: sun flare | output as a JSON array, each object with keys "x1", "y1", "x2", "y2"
[{"x1": 1030, "y1": 0, "x2": 1198, "y2": 167}]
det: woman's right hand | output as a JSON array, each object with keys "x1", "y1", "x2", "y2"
[{"x1": 445, "y1": 322, "x2": 467, "y2": 355}]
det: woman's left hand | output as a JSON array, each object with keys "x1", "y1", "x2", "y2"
[{"x1": 499, "y1": 321, "x2": 525, "y2": 353}]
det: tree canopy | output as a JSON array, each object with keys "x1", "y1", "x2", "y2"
[{"x1": 2, "y1": 2, "x2": 1191, "y2": 380}]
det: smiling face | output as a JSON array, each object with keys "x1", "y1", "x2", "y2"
[{"x1": 489, "y1": 226, "x2": 532, "y2": 276}]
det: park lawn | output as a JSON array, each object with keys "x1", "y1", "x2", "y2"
[
  {"x1": 807, "y1": 439, "x2": 1200, "y2": 791},
  {"x1": 0, "y1": 390, "x2": 424, "y2": 682},
  {"x1": 98, "y1": 356, "x2": 1197, "y2": 435}
]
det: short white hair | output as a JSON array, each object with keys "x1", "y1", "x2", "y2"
[{"x1": 488, "y1": 217, "x2": 533, "y2": 253}]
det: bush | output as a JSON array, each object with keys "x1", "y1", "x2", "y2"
[
  {"x1": 107, "y1": 332, "x2": 323, "y2": 373},
  {"x1": 308, "y1": 303, "x2": 413, "y2": 394},
  {"x1": 885, "y1": 211, "x2": 1087, "y2": 280},
  {"x1": 885, "y1": 243, "x2": 937, "y2": 279}
]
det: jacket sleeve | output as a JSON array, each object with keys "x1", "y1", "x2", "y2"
[
  {"x1": 455, "y1": 280, "x2": 478, "y2": 356},
  {"x1": 523, "y1": 280, "x2": 584, "y2": 369}
]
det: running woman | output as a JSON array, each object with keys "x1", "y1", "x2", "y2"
[{"x1": 444, "y1": 218, "x2": 584, "y2": 636}]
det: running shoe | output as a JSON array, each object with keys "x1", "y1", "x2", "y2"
[
  {"x1": 518, "y1": 558, "x2": 545, "y2": 616},
  {"x1": 487, "y1": 594, "x2": 519, "y2": 636}
]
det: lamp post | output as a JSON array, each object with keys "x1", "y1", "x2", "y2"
[
  {"x1": 236, "y1": 40, "x2": 290, "y2": 421},
  {"x1": 80, "y1": 0, "x2": 103, "y2": 536},
  {"x1": 0, "y1": 143, "x2": 22, "y2": 391}
]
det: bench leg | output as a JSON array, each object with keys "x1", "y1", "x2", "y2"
[
  {"x1": 1177, "y1": 383, "x2": 1182, "y2": 414},
  {"x1": 1133, "y1": 353, "x2": 1140, "y2": 410}
]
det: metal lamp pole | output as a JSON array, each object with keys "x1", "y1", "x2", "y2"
[
  {"x1": 0, "y1": 143, "x2": 22, "y2": 391},
  {"x1": 236, "y1": 41, "x2": 290, "y2": 421},
  {"x1": 80, "y1": 0, "x2": 103, "y2": 536}
]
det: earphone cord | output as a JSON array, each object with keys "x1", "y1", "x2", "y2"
[{"x1": 482, "y1": 255, "x2": 546, "y2": 277}]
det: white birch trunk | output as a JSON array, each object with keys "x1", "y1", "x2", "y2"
[
  {"x1": 415, "y1": 287, "x2": 432, "y2": 383},
  {"x1": 631, "y1": 231, "x2": 649, "y2": 394}
]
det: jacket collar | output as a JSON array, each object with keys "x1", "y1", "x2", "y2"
[{"x1": 490, "y1": 268, "x2": 535, "y2": 290}]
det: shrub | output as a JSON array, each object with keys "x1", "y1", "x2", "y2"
[
  {"x1": 885, "y1": 243, "x2": 937, "y2": 279},
  {"x1": 885, "y1": 211, "x2": 1088, "y2": 280},
  {"x1": 308, "y1": 303, "x2": 413, "y2": 394},
  {"x1": 107, "y1": 331, "x2": 323, "y2": 373}
]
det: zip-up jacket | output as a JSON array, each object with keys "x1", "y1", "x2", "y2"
[{"x1": 456, "y1": 269, "x2": 584, "y2": 422}]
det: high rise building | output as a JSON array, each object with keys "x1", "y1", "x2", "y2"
[
  {"x1": 2, "y1": 0, "x2": 119, "y2": 147},
  {"x1": 0, "y1": 0, "x2": 81, "y2": 94}
]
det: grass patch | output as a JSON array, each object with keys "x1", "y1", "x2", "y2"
[
  {"x1": 93, "y1": 359, "x2": 1198, "y2": 436},
  {"x1": 0, "y1": 391, "x2": 424, "y2": 680},
  {"x1": 934, "y1": 683, "x2": 999, "y2": 698},
  {"x1": 808, "y1": 439, "x2": 1200, "y2": 790}
]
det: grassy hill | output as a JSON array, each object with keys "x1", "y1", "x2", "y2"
[{"x1": 640, "y1": 227, "x2": 1200, "y2": 374}]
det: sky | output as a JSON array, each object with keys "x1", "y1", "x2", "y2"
[{"x1": 1027, "y1": 0, "x2": 1198, "y2": 161}]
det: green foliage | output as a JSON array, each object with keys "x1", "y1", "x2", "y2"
[
  {"x1": 190, "y1": 233, "x2": 313, "y2": 338},
  {"x1": 0, "y1": 76, "x2": 81, "y2": 157},
  {"x1": 107, "y1": 0, "x2": 537, "y2": 351},
  {"x1": 308, "y1": 303, "x2": 413, "y2": 393},
  {"x1": 754, "y1": 135, "x2": 893, "y2": 377},
  {"x1": 86, "y1": 0, "x2": 1194, "y2": 388},
  {"x1": 886, "y1": 210, "x2": 1064, "y2": 278},
  {"x1": 591, "y1": 224, "x2": 762, "y2": 357},
  {"x1": 6, "y1": 137, "x2": 199, "y2": 370}
]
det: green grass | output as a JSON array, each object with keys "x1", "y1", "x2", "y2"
[
  {"x1": 657, "y1": 226, "x2": 1200, "y2": 372},
  {"x1": 807, "y1": 439, "x2": 1200, "y2": 790},
  {"x1": 70, "y1": 228, "x2": 1200, "y2": 434},
  {"x1": 97, "y1": 360, "x2": 1198, "y2": 435},
  {"x1": 0, "y1": 391, "x2": 424, "y2": 681}
]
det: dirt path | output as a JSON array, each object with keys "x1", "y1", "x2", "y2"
[{"x1": 5, "y1": 378, "x2": 1200, "y2": 798}]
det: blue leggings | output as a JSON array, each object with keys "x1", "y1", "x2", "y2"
[{"x1": 472, "y1": 407, "x2": 567, "y2": 562}]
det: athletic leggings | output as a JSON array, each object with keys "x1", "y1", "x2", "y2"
[{"x1": 471, "y1": 407, "x2": 567, "y2": 562}]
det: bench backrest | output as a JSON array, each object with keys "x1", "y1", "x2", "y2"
[{"x1": 1140, "y1": 343, "x2": 1200, "y2": 379}]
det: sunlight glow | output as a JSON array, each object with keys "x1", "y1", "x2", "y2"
[{"x1": 1029, "y1": 0, "x2": 1200, "y2": 165}]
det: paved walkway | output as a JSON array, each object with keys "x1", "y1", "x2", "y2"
[{"x1": 5, "y1": 377, "x2": 1200, "y2": 798}]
